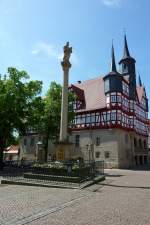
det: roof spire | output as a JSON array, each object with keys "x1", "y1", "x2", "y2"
[
  {"x1": 138, "y1": 73, "x2": 142, "y2": 86},
  {"x1": 123, "y1": 34, "x2": 130, "y2": 58},
  {"x1": 110, "y1": 41, "x2": 117, "y2": 73}
]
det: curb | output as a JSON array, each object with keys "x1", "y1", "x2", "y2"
[
  {"x1": 1, "y1": 179, "x2": 79, "y2": 189},
  {"x1": 1, "y1": 175, "x2": 105, "y2": 190},
  {"x1": 80, "y1": 175, "x2": 105, "y2": 189}
]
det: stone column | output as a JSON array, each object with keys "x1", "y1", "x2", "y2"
[{"x1": 59, "y1": 42, "x2": 72, "y2": 142}]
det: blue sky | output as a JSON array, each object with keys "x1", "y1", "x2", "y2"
[{"x1": 0, "y1": 0, "x2": 150, "y2": 99}]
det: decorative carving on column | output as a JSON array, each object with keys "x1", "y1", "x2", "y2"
[{"x1": 61, "y1": 42, "x2": 72, "y2": 70}]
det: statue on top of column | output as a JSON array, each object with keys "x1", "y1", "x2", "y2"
[{"x1": 63, "y1": 42, "x2": 72, "y2": 63}]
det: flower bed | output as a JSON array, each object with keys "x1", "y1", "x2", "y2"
[{"x1": 31, "y1": 162, "x2": 92, "y2": 178}]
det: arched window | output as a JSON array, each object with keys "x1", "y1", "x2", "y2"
[
  {"x1": 125, "y1": 134, "x2": 128, "y2": 143},
  {"x1": 75, "y1": 135, "x2": 80, "y2": 147},
  {"x1": 134, "y1": 138, "x2": 137, "y2": 147},
  {"x1": 144, "y1": 140, "x2": 147, "y2": 149},
  {"x1": 96, "y1": 137, "x2": 100, "y2": 146},
  {"x1": 139, "y1": 139, "x2": 142, "y2": 148}
]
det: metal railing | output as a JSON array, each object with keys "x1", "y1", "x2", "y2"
[{"x1": 0, "y1": 160, "x2": 104, "y2": 184}]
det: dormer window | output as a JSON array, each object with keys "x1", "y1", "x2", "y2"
[
  {"x1": 123, "y1": 64, "x2": 128, "y2": 73},
  {"x1": 119, "y1": 63, "x2": 128, "y2": 74},
  {"x1": 122, "y1": 81, "x2": 129, "y2": 96},
  {"x1": 104, "y1": 79, "x2": 110, "y2": 93}
]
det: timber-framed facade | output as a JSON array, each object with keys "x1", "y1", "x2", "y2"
[{"x1": 69, "y1": 36, "x2": 149, "y2": 168}]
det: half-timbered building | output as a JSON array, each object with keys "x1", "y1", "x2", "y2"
[{"x1": 69, "y1": 36, "x2": 149, "y2": 168}]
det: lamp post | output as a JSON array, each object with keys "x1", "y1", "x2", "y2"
[{"x1": 36, "y1": 141, "x2": 43, "y2": 162}]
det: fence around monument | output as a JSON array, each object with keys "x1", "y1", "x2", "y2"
[{"x1": 0, "y1": 160, "x2": 104, "y2": 186}]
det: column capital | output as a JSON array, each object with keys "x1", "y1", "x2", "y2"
[{"x1": 61, "y1": 61, "x2": 72, "y2": 71}]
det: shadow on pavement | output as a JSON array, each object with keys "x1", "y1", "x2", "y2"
[
  {"x1": 130, "y1": 164, "x2": 150, "y2": 171},
  {"x1": 102, "y1": 183, "x2": 150, "y2": 189},
  {"x1": 104, "y1": 174, "x2": 124, "y2": 177}
]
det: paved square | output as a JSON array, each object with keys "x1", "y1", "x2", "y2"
[{"x1": 1, "y1": 168, "x2": 150, "y2": 225}]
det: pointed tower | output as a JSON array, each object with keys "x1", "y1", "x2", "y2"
[
  {"x1": 119, "y1": 35, "x2": 136, "y2": 75},
  {"x1": 138, "y1": 74, "x2": 142, "y2": 87},
  {"x1": 143, "y1": 85, "x2": 149, "y2": 112},
  {"x1": 110, "y1": 43, "x2": 117, "y2": 74},
  {"x1": 119, "y1": 35, "x2": 136, "y2": 100},
  {"x1": 123, "y1": 34, "x2": 130, "y2": 58},
  {"x1": 104, "y1": 43, "x2": 122, "y2": 94}
]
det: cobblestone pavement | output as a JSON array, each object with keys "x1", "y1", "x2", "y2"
[{"x1": 1, "y1": 168, "x2": 150, "y2": 225}]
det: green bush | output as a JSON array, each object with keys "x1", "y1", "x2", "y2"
[{"x1": 31, "y1": 162, "x2": 92, "y2": 178}]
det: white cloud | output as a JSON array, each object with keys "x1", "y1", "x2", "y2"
[
  {"x1": 31, "y1": 42, "x2": 58, "y2": 58},
  {"x1": 32, "y1": 42, "x2": 79, "y2": 65},
  {"x1": 101, "y1": 0, "x2": 122, "y2": 7}
]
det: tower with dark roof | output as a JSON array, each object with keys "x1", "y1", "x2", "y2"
[
  {"x1": 119, "y1": 35, "x2": 136, "y2": 100},
  {"x1": 104, "y1": 43, "x2": 122, "y2": 94},
  {"x1": 138, "y1": 74, "x2": 142, "y2": 87},
  {"x1": 110, "y1": 43, "x2": 117, "y2": 74}
]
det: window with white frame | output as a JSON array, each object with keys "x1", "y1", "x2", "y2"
[
  {"x1": 122, "y1": 81, "x2": 129, "y2": 96},
  {"x1": 111, "y1": 95, "x2": 116, "y2": 103},
  {"x1": 96, "y1": 137, "x2": 100, "y2": 146},
  {"x1": 105, "y1": 79, "x2": 110, "y2": 92},
  {"x1": 111, "y1": 110, "x2": 116, "y2": 121},
  {"x1": 75, "y1": 135, "x2": 80, "y2": 147},
  {"x1": 117, "y1": 95, "x2": 121, "y2": 103},
  {"x1": 105, "y1": 151, "x2": 110, "y2": 159},
  {"x1": 95, "y1": 152, "x2": 100, "y2": 158}
]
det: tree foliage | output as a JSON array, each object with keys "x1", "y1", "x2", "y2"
[
  {"x1": 0, "y1": 68, "x2": 43, "y2": 167},
  {"x1": 0, "y1": 68, "x2": 76, "y2": 166},
  {"x1": 43, "y1": 81, "x2": 62, "y2": 141},
  {"x1": 41, "y1": 81, "x2": 76, "y2": 160}
]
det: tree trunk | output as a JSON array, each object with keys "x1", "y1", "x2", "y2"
[
  {"x1": 0, "y1": 139, "x2": 5, "y2": 171},
  {"x1": 44, "y1": 135, "x2": 49, "y2": 162}
]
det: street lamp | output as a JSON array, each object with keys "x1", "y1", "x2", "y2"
[{"x1": 36, "y1": 141, "x2": 43, "y2": 162}]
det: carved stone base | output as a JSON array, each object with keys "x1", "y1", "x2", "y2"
[
  {"x1": 55, "y1": 142, "x2": 83, "y2": 161},
  {"x1": 55, "y1": 142, "x2": 72, "y2": 161}
]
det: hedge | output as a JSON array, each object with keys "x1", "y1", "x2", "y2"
[
  {"x1": 24, "y1": 173, "x2": 81, "y2": 183},
  {"x1": 31, "y1": 166, "x2": 92, "y2": 178}
]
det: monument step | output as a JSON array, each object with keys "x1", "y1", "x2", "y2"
[{"x1": 1, "y1": 175, "x2": 105, "y2": 189}]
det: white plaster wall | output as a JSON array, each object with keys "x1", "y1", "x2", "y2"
[{"x1": 70, "y1": 129, "x2": 119, "y2": 168}]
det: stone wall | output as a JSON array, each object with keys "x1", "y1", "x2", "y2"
[
  {"x1": 70, "y1": 128, "x2": 149, "y2": 169},
  {"x1": 70, "y1": 129, "x2": 119, "y2": 168},
  {"x1": 19, "y1": 135, "x2": 55, "y2": 161}
]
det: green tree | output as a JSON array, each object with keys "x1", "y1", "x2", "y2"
[
  {"x1": 0, "y1": 67, "x2": 43, "y2": 169},
  {"x1": 42, "y1": 81, "x2": 76, "y2": 160}
]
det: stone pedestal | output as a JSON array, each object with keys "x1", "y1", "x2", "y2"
[
  {"x1": 36, "y1": 143, "x2": 45, "y2": 163},
  {"x1": 36, "y1": 149, "x2": 45, "y2": 163},
  {"x1": 55, "y1": 142, "x2": 73, "y2": 161}
]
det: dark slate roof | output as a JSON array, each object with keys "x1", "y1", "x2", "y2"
[
  {"x1": 110, "y1": 44, "x2": 117, "y2": 73},
  {"x1": 123, "y1": 35, "x2": 130, "y2": 59}
]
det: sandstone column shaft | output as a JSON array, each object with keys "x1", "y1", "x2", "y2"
[{"x1": 60, "y1": 68, "x2": 69, "y2": 142}]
